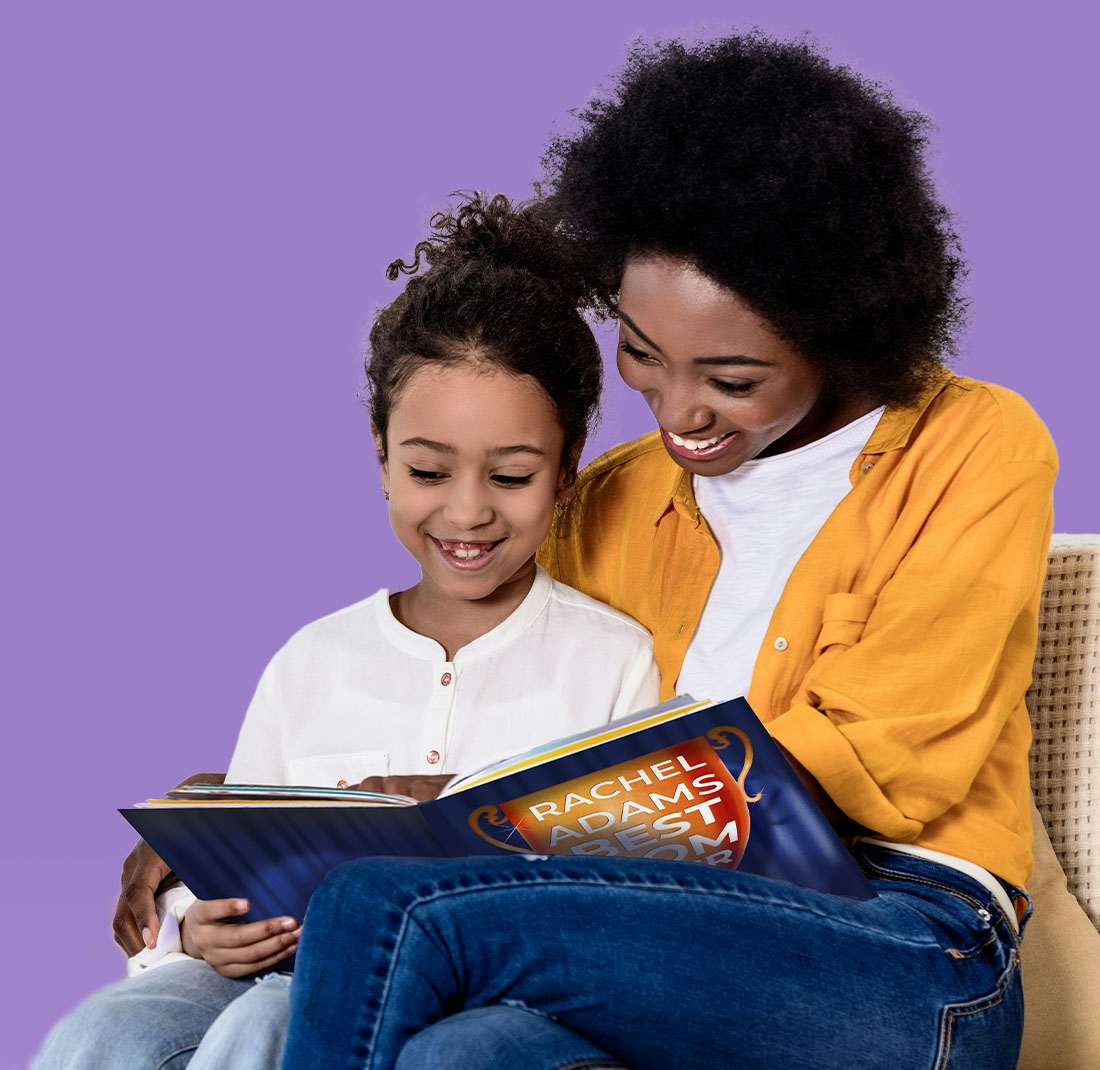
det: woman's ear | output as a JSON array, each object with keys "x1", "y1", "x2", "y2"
[{"x1": 371, "y1": 424, "x2": 390, "y2": 501}]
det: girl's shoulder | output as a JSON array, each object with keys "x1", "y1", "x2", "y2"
[
  {"x1": 542, "y1": 574, "x2": 653, "y2": 650},
  {"x1": 260, "y1": 589, "x2": 392, "y2": 677}
]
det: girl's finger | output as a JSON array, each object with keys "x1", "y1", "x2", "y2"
[
  {"x1": 218, "y1": 940, "x2": 300, "y2": 978},
  {"x1": 217, "y1": 915, "x2": 298, "y2": 949},
  {"x1": 224, "y1": 927, "x2": 301, "y2": 965},
  {"x1": 192, "y1": 898, "x2": 250, "y2": 924}
]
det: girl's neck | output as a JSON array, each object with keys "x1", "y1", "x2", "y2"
[{"x1": 390, "y1": 558, "x2": 538, "y2": 660}]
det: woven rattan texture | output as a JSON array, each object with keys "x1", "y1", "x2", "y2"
[{"x1": 1027, "y1": 536, "x2": 1100, "y2": 927}]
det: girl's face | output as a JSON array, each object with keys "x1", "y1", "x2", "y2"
[
  {"x1": 616, "y1": 256, "x2": 831, "y2": 477},
  {"x1": 380, "y1": 361, "x2": 568, "y2": 604}
]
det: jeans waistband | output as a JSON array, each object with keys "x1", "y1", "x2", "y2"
[{"x1": 852, "y1": 841, "x2": 1033, "y2": 940}]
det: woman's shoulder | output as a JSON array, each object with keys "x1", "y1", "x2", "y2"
[{"x1": 921, "y1": 374, "x2": 1057, "y2": 469}]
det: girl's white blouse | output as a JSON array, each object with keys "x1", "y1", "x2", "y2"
[{"x1": 129, "y1": 566, "x2": 658, "y2": 971}]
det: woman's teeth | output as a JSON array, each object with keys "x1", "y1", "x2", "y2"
[{"x1": 667, "y1": 431, "x2": 724, "y2": 451}]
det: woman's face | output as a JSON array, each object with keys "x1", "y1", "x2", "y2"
[
  {"x1": 616, "y1": 256, "x2": 831, "y2": 477},
  {"x1": 379, "y1": 361, "x2": 567, "y2": 604}
]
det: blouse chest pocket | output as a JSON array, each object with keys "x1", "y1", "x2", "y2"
[
  {"x1": 286, "y1": 750, "x2": 389, "y2": 788},
  {"x1": 814, "y1": 593, "x2": 878, "y2": 657}
]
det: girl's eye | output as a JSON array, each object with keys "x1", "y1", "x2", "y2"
[
  {"x1": 711, "y1": 379, "x2": 758, "y2": 396},
  {"x1": 492, "y1": 474, "x2": 534, "y2": 487},
  {"x1": 409, "y1": 467, "x2": 447, "y2": 482},
  {"x1": 619, "y1": 340, "x2": 658, "y2": 364}
]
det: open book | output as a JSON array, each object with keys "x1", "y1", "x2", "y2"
[{"x1": 121, "y1": 696, "x2": 873, "y2": 923}]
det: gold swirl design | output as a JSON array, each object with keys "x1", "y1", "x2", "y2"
[
  {"x1": 705, "y1": 726, "x2": 763, "y2": 803},
  {"x1": 467, "y1": 805, "x2": 534, "y2": 853}
]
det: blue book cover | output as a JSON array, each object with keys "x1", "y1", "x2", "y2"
[{"x1": 121, "y1": 697, "x2": 873, "y2": 924}]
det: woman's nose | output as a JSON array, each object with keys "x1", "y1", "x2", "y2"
[{"x1": 648, "y1": 383, "x2": 714, "y2": 435}]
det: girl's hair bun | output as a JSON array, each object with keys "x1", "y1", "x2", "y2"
[{"x1": 385, "y1": 192, "x2": 587, "y2": 307}]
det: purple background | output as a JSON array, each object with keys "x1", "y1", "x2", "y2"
[{"x1": 3, "y1": 2, "x2": 1096, "y2": 1064}]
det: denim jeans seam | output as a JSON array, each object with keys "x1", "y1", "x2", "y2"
[
  {"x1": 862, "y1": 857, "x2": 1020, "y2": 952},
  {"x1": 355, "y1": 909, "x2": 415, "y2": 1070},
  {"x1": 932, "y1": 948, "x2": 1019, "y2": 1070},
  {"x1": 400, "y1": 871, "x2": 937, "y2": 947},
  {"x1": 154, "y1": 1042, "x2": 201, "y2": 1070}
]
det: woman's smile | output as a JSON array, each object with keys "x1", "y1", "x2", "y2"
[{"x1": 661, "y1": 428, "x2": 739, "y2": 461}]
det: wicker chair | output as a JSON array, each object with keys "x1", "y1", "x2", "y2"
[{"x1": 1019, "y1": 534, "x2": 1100, "y2": 1069}]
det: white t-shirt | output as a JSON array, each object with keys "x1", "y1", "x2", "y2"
[
  {"x1": 677, "y1": 406, "x2": 885, "y2": 701},
  {"x1": 129, "y1": 565, "x2": 658, "y2": 971}
]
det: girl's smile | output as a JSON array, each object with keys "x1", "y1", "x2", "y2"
[{"x1": 379, "y1": 360, "x2": 568, "y2": 627}]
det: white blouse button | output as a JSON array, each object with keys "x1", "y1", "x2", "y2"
[
  {"x1": 773, "y1": 636, "x2": 789, "y2": 651},
  {"x1": 426, "y1": 749, "x2": 441, "y2": 764},
  {"x1": 440, "y1": 672, "x2": 453, "y2": 686}
]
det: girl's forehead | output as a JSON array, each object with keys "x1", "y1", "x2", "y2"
[{"x1": 388, "y1": 363, "x2": 564, "y2": 452}]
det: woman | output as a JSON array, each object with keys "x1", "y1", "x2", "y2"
[{"x1": 274, "y1": 34, "x2": 1055, "y2": 1070}]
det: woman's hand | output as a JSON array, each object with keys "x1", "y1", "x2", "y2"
[
  {"x1": 113, "y1": 840, "x2": 173, "y2": 955},
  {"x1": 113, "y1": 772, "x2": 227, "y2": 955},
  {"x1": 180, "y1": 899, "x2": 301, "y2": 977},
  {"x1": 350, "y1": 774, "x2": 454, "y2": 801}
]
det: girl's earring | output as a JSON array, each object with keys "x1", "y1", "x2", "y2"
[{"x1": 383, "y1": 489, "x2": 390, "y2": 500}]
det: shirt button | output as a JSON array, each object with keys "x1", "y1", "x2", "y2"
[
  {"x1": 440, "y1": 672, "x2": 452, "y2": 686},
  {"x1": 426, "y1": 750, "x2": 441, "y2": 765},
  {"x1": 860, "y1": 461, "x2": 875, "y2": 475},
  {"x1": 773, "y1": 636, "x2": 789, "y2": 651}
]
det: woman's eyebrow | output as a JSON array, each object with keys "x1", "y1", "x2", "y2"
[{"x1": 619, "y1": 309, "x2": 773, "y2": 367}]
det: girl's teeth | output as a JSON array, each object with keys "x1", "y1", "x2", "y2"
[{"x1": 453, "y1": 548, "x2": 482, "y2": 559}]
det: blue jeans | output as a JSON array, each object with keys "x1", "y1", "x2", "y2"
[
  {"x1": 33, "y1": 960, "x2": 292, "y2": 1069},
  {"x1": 281, "y1": 843, "x2": 1031, "y2": 1070}
]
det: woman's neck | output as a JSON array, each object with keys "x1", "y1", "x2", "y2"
[
  {"x1": 757, "y1": 392, "x2": 882, "y2": 459},
  {"x1": 391, "y1": 558, "x2": 538, "y2": 660}
]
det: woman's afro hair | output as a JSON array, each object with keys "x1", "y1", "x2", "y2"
[{"x1": 541, "y1": 32, "x2": 967, "y2": 406}]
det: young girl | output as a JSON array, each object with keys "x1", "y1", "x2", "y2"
[{"x1": 34, "y1": 193, "x2": 658, "y2": 1069}]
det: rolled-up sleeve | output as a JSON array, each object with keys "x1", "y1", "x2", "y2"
[{"x1": 767, "y1": 453, "x2": 1055, "y2": 841}]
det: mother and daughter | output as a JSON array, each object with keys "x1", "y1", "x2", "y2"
[{"x1": 38, "y1": 32, "x2": 1055, "y2": 1070}]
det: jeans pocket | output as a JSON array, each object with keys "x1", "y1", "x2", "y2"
[{"x1": 934, "y1": 949, "x2": 1023, "y2": 1070}]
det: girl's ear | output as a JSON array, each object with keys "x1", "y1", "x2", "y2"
[
  {"x1": 556, "y1": 439, "x2": 586, "y2": 503},
  {"x1": 371, "y1": 425, "x2": 390, "y2": 501}
]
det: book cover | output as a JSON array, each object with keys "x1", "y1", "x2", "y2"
[{"x1": 121, "y1": 696, "x2": 873, "y2": 923}]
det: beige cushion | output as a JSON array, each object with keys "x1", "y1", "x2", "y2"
[{"x1": 1018, "y1": 799, "x2": 1100, "y2": 1070}]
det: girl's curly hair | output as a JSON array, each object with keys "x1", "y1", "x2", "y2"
[{"x1": 367, "y1": 192, "x2": 601, "y2": 479}]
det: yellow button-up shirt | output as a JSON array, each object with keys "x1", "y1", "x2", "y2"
[{"x1": 539, "y1": 371, "x2": 1056, "y2": 886}]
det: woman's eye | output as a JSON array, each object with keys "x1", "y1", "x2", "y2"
[
  {"x1": 711, "y1": 379, "x2": 758, "y2": 396},
  {"x1": 492, "y1": 474, "x2": 534, "y2": 487},
  {"x1": 619, "y1": 340, "x2": 658, "y2": 364},
  {"x1": 409, "y1": 467, "x2": 447, "y2": 482}
]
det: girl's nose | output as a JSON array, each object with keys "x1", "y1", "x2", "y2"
[{"x1": 442, "y1": 478, "x2": 494, "y2": 531}]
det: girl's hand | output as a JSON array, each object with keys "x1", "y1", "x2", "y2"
[
  {"x1": 180, "y1": 899, "x2": 301, "y2": 977},
  {"x1": 349, "y1": 774, "x2": 454, "y2": 801}
]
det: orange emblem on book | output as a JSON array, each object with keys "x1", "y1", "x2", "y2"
[{"x1": 468, "y1": 727, "x2": 761, "y2": 869}]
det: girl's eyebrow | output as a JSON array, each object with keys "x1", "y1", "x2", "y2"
[
  {"x1": 398, "y1": 437, "x2": 544, "y2": 458},
  {"x1": 618, "y1": 308, "x2": 773, "y2": 367}
]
